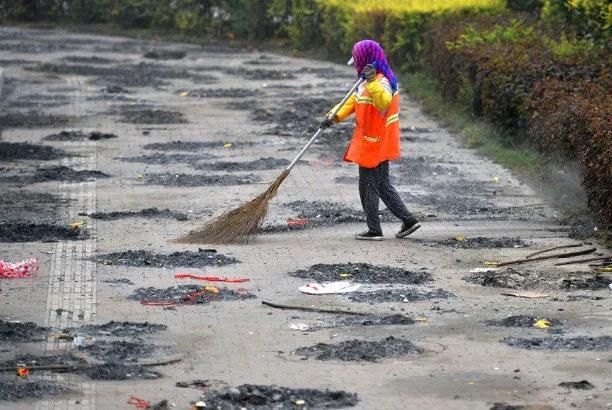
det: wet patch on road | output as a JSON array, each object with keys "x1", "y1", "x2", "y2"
[
  {"x1": 96, "y1": 249, "x2": 239, "y2": 268},
  {"x1": 289, "y1": 263, "x2": 432, "y2": 284},
  {"x1": 181, "y1": 88, "x2": 256, "y2": 98},
  {"x1": 143, "y1": 172, "x2": 259, "y2": 187},
  {"x1": 0, "y1": 142, "x2": 69, "y2": 161},
  {"x1": 295, "y1": 336, "x2": 424, "y2": 362},
  {"x1": 424, "y1": 237, "x2": 529, "y2": 249},
  {"x1": 465, "y1": 268, "x2": 611, "y2": 291},
  {"x1": 66, "y1": 321, "x2": 167, "y2": 337},
  {"x1": 143, "y1": 140, "x2": 257, "y2": 151},
  {"x1": 194, "y1": 157, "x2": 290, "y2": 172},
  {"x1": 348, "y1": 288, "x2": 455, "y2": 304},
  {"x1": 43, "y1": 130, "x2": 118, "y2": 141},
  {"x1": 501, "y1": 335, "x2": 612, "y2": 351},
  {"x1": 486, "y1": 315, "x2": 562, "y2": 328},
  {"x1": 0, "y1": 221, "x2": 88, "y2": 242},
  {"x1": 0, "y1": 320, "x2": 48, "y2": 342},
  {"x1": 117, "y1": 152, "x2": 213, "y2": 165},
  {"x1": 128, "y1": 285, "x2": 255, "y2": 305},
  {"x1": 199, "y1": 384, "x2": 359, "y2": 408},
  {"x1": 87, "y1": 207, "x2": 189, "y2": 221}
]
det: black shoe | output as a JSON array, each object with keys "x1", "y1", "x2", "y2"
[
  {"x1": 355, "y1": 230, "x2": 384, "y2": 241},
  {"x1": 395, "y1": 220, "x2": 421, "y2": 238}
]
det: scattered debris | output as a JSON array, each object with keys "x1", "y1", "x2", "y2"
[
  {"x1": 0, "y1": 319, "x2": 47, "y2": 342},
  {"x1": 0, "y1": 142, "x2": 68, "y2": 161},
  {"x1": 129, "y1": 284, "x2": 255, "y2": 305},
  {"x1": 194, "y1": 157, "x2": 290, "y2": 172},
  {"x1": 143, "y1": 172, "x2": 259, "y2": 187},
  {"x1": 430, "y1": 237, "x2": 529, "y2": 249},
  {"x1": 348, "y1": 288, "x2": 455, "y2": 304},
  {"x1": 495, "y1": 247, "x2": 596, "y2": 267},
  {"x1": 289, "y1": 263, "x2": 432, "y2": 284},
  {"x1": 43, "y1": 130, "x2": 118, "y2": 141},
  {"x1": 0, "y1": 258, "x2": 39, "y2": 278},
  {"x1": 144, "y1": 50, "x2": 186, "y2": 60},
  {"x1": 261, "y1": 300, "x2": 368, "y2": 316},
  {"x1": 500, "y1": 291, "x2": 549, "y2": 299},
  {"x1": 295, "y1": 336, "x2": 424, "y2": 362},
  {"x1": 199, "y1": 384, "x2": 359, "y2": 409},
  {"x1": 558, "y1": 380, "x2": 594, "y2": 390},
  {"x1": 486, "y1": 315, "x2": 561, "y2": 328},
  {"x1": 96, "y1": 249, "x2": 239, "y2": 268},
  {"x1": 66, "y1": 321, "x2": 167, "y2": 337},
  {"x1": 466, "y1": 268, "x2": 610, "y2": 291},
  {"x1": 501, "y1": 335, "x2": 612, "y2": 351},
  {"x1": 87, "y1": 208, "x2": 189, "y2": 221},
  {"x1": 0, "y1": 221, "x2": 88, "y2": 242}
]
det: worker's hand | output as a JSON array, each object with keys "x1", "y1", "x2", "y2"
[
  {"x1": 362, "y1": 64, "x2": 376, "y2": 82},
  {"x1": 319, "y1": 115, "x2": 335, "y2": 129}
]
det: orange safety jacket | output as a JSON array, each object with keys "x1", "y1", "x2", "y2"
[{"x1": 334, "y1": 74, "x2": 400, "y2": 168}]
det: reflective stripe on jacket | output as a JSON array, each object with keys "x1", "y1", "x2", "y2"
[{"x1": 334, "y1": 74, "x2": 400, "y2": 168}]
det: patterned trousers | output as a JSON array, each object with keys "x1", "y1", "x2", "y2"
[{"x1": 358, "y1": 161, "x2": 416, "y2": 233}]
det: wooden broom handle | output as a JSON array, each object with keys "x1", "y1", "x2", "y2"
[{"x1": 286, "y1": 77, "x2": 365, "y2": 171}]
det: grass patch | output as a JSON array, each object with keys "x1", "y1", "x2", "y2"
[{"x1": 403, "y1": 70, "x2": 545, "y2": 176}]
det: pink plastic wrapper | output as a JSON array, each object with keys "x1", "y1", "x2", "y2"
[{"x1": 0, "y1": 258, "x2": 39, "y2": 278}]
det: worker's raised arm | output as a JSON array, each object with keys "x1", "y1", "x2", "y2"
[
  {"x1": 365, "y1": 77, "x2": 392, "y2": 112},
  {"x1": 333, "y1": 93, "x2": 356, "y2": 122}
]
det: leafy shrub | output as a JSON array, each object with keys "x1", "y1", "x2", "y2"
[{"x1": 541, "y1": 0, "x2": 611, "y2": 42}]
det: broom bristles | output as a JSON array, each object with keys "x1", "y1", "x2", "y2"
[{"x1": 175, "y1": 170, "x2": 290, "y2": 244}]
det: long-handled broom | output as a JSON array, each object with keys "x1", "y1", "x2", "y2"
[{"x1": 176, "y1": 77, "x2": 365, "y2": 244}]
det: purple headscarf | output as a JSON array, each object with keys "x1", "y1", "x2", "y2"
[{"x1": 352, "y1": 39, "x2": 397, "y2": 93}]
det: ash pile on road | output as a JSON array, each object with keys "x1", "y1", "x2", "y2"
[
  {"x1": 27, "y1": 166, "x2": 109, "y2": 183},
  {"x1": 0, "y1": 320, "x2": 48, "y2": 342},
  {"x1": 199, "y1": 384, "x2": 359, "y2": 409},
  {"x1": 66, "y1": 321, "x2": 167, "y2": 337},
  {"x1": 144, "y1": 50, "x2": 186, "y2": 60},
  {"x1": 558, "y1": 380, "x2": 594, "y2": 390},
  {"x1": 392, "y1": 156, "x2": 462, "y2": 184},
  {"x1": 0, "y1": 221, "x2": 88, "y2": 242},
  {"x1": 332, "y1": 314, "x2": 415, "y2": 327},
  {"x1": 82, "y1": 364, "x2": 161, "y2": 380},
  {"x1": 0, "y1": 142, "x2": 68, "y2": 161},
  {"x1": 486, "y1": 315, "x2": 562, "y2": 328},
  {"x1": 128, "y1": 285, "x2": 255, "y2": 305},
  {"x1": 118, "y1": 108, "x2": 187, "y2": 124},
  {"x1": 87, "y1": 208, "x2": 189, "y2": 221},
  {"x1": 0, "y1": 353, "x2": 87, "y2": 368},
  {"x1": 183, "y1": 88, "x2": 257, "y2": 98},
  {"x1": 0, "y1": 190, "x2": 66, "y2": 221},
  {"x1": 430, "y1": 237, "x2": 529, "y2": 249},
  {"x1": 62, "y1": 55, "x2": 116, "y2": 64},
  {"x1": 117, "y1": 152, "x2": 214, "y2": 164},
  {"x1": 0, "y1": 111, "x2": 71, "y2": 128},
  {"x1": 290, "y1": 263, "x2": 432, "y2": 284},
  {"x1": 195, "y1": 157, "x2": 290, "y2": 172},
  {"x1": 348, "y1": 288, "x2": 455, "y2": 304},
  {"x1": 85, "y1": 340, "x2": 156, "y2": 362},
  {"x1": 295, "y1": 336, "x2": 424, "y2": 362},
  {"x1": 143, "y1": 172, "x2": 259, "y2": 187},
  {"x1": 43, "y1": 130, "x2": 118, "y2": 141},
  {"x1": 501, "y1": 335, "x2": 612, "y2": 350},
  {"x1": 143, "y1": 140, "x2": 256, "y2": 151},
  {"x1": 12, "y1": 94, "x2": 70, "y2": 108},
  {"x1": 96, "y1": 248, "x2": 239, "y2": 268},
  {"x1": 0, "y1": 375, "x2": 69, "y2": 401},
  {"x1": 465, "y1": 268, "x2": 610, "y2": 291}
]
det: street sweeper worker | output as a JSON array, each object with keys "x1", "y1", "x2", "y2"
[{"x1": 320, "y1": 39, "x2": 420, "y2": 241}]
